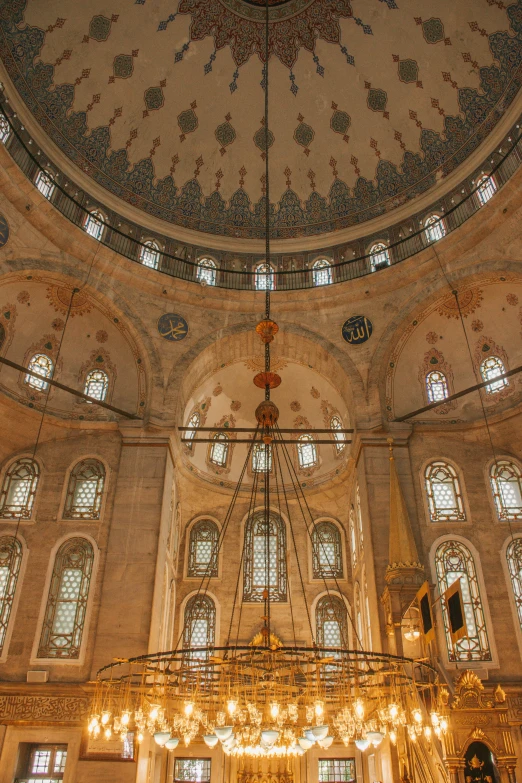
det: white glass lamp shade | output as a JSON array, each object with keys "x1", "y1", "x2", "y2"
[
  {"x1": 261, "y1": 729, "x2": 280, "y2": 745},
  {"x1": 298, "y1": 737, "x2": 313, "y2": 750},
  {"x1": 366, "y1": 731, "x2": 384, "y2": 747},
  {"x1": 311, "y1": 725, "x2": 329, "y2": 741},
  {"x1": 215, "y1": 726, "x2": 234, "y2": 741},
  {"x1": 154, "y1": 731, "x2": 171, "y2": 746},
  {"x1": 318, "y1": 736, "x2": 334, "y2": 749},
  {"x1": 304, "y1": 729, "x2": 316, "y2": 743},
  {"x1": 165, "y1": 738, "x2": 180, "y2": 750},
  {"x1": 355, "y1": 738, "x2": 370, "y2": 751},
  {"x1": 204, "y1": 735, "x2": 219, "y2": 748}
]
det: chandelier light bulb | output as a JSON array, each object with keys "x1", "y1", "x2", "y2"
[
  {"x1": 184, "y1": 701, "x2": 194, "y2": 717},
  {"x1": 388, "y1": 703, "x2": 399, "y2": 720},
  {"x1": 149, "y1": 705, "x2": 159, "y2": 721},
  {"x1": 434, "y1": 726, "x2": 442, "y2": 739},
  {"x1": 431, "y1": 712, "x2": 440, "y2": 727},
  {"x1": 412, "y1": 708, "x2": 422, "y2": 724},
  {"x1": 228, "y1": 700, "x2": 238, "y2": 716},
  {"x1": 314, "y1": 700, "x2": 324, "y2": 718},
  {"x1": 354, "y1": 700, "x2": 365, "y2": 720},
  {"x1": 101, "y1": 711, "x2": 111, "y2": 725},
  {"x1": 424, "y1": 726, "x2": 432, "y2": 740},
  {"x1": 121, "y1": 711, "x2": 130, "y2": 726},
  {"x1": 104, "y1": 727, "x2": 111, "y2": 740},
  {"x1": 389, "y1": 730, "x2": 397, "y2": 745},
  {"x1": 270, "y1": 702, "x2": 280, "y2": 720},
  {"x1": 93, "y1": 724, "x2": 100, "y2": 738},
  {"x1": 440, "y1": 718, "x2": 448, "y2": 733}
]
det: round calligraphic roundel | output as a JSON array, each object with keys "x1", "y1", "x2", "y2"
[
  {"x1": 157, "y1": 313, "x2": 189, "y2": 342},
  {"x1": 341, "y1": 315, "x2": 373, "y2": 345},
  {"x1": 0, "y1": 213, "x2": 10, "y2": 248}
]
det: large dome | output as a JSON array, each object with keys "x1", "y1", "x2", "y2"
[{"x1": 1, "y1": 0, "x2": 521, "y2": 243}]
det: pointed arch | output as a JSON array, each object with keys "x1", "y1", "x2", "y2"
[
  {"x1": 489, "y1": 459, "x2": 522, "y2": 520},
  {"x1": 315, "y1": 593, "x2": 349, "y2": 649},
  {"x1": 182, "y1": 593, "x2": 216, "y2": 662},
  {"x1": 187, "y1": 519, "x2": 219, "y2": 578},
  {"x1": 0, "y1": 457, "x2": 40, "y2": 519},
  {"x1": 424, "y1": 460, "x2": 466, "y2": 522},
  {"x1": 311, "y1": 521, "x2": 343, "y2": 579},
  {"x1": 243, "y1": 510, "x2": 287, "y2": 602},
  {"x1": 62, "y1": 458, "x2": 106, "y2": 520},
  {"x1": 0, "y1": 535, "x2": 26, "y2": 659}
]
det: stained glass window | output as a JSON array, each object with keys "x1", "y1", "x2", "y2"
[
  {"x1": 316, "y1": 594, "x2": 348, "y2": 649},
  {"x1": 63, "y1": 459, "x2": 105, "y2": 520},
  {"x1": 188, "y1": 520, "x2": 219, "y2": 578},
  {"x1": 313, "y1": 258, "x2": 332, "y2": 286},
  {"x1": 35, "y1": 171, "x2": 55, "y2": 200},
  {"x1": 312, "y1": 522, "x2": 343, "y2": 579},
  {"x1": 318, "y1": 759, "x2": 356, "y2": 783},
  {"x1": 186, "y1": 412, "x2": 200, "y2": 449},
  {"x1": 37, "y1": 538, "x2": 94, "y2": 659},
  {"x1": 0, "y1": 114, "x2": 10, "y2": 144},
  {"x1": 435, "y1": 540, "x2": 491, "y2": 662},
  {"x1": 243, "y1": 511, "x2": 287, "y2": 602},
  {"x1": 0, "y1": 457, "x2": 39, "y2": 519},
  {"x1": 140, "y1": 240, "x2": 160, "y2": 269},
  {"x1": 490, "y1": 460, "x2": 522, "y2": 520},
  {"x1": 182, "y1": 595, "x2": 216, "y2": 661},
  {"x1": 476, "y1": 175, "x2": 497, "y2": 206},
  {"x1": 254, "y1": 263, "x2": 275, "y2": 291},
  {"x1": 0, "y1": 536, "x2": 23, "y2": 655},
  {"x1": 506, "y1": 538, "x2": 522, "y2": 631},
  {"x1": 84, "y1": 210, "x2": 105, "y2": 240},
  {"x1": 297, "y1": 434, "x2": 317, "y2": 469},
  {"x1": 424, "y1": 214, "x2": 446, "y2": 243},
  {"x1": 84, "y1": 369, "x2": 109, "y2": 402},
  {"x1": 426, "y1": 370, "x2": 449, "y2": 403},
  {"x1": 424, "y1": 461, "x2": 466, "y2": 522},
  {"x1": 175, "y1": 758, "x2": 211, "y2": 783},
  {"x1": 330, "y1": 415, "x2": 345, "y2": 453},
  {"x1": 197, "y1": 258, "x2": 217, "y2": 286},
  {"x1": 480, "y1": 356, "x2": 508, "y2": 394},
  {"x1": 252, "y1": 442, "x2": 272, "y2": 473},
  {"x1": 26, "y1": 353, "x2": 54, "y2": 391},
  {"x1": 209, "y1": 434, "x2": 229, "y2": 467},
  {"x1": 369, "y1": 242, "x2": 390, "y2": 271}
]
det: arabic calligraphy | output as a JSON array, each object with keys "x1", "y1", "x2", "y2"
[
  {"x1": 341, "y1": 315, "x2": 373, "y2": 345},
  {"x1": 0, "y1": 214, "x2": 10, "y2": 248},
  {"x1": 157, "y1": 313, "x2": 189, "y2": 342}
]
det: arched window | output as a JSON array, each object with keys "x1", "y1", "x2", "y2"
[
  {"x1": 316, "y1": 594, "x2": 348, "y2": 648},
  {"x1": 297, "y1": 434, "x2": 317, "y2": 469},
  {"x1": 84, "y1": 210, "x2": 105, "y2": 240},
  {"x1": 330, "y1": 415, "x2": 346, "y2": 453},
  {"x1": 254, "y1": 263, "x2": 275, "y2": 291},
  {"x1": 354, "y1": 583, "x2": 363, "y2": 649},
  {"x1": 0, "y1": 536, "x2": 23, "y2": 655},
  {"x1": 355, "y1": 485, "x2": 364, "y2": 552},
  {"x1": 252, "y1": 442, "x2": 272, "y2": 473},
  {"x1": 0, "y1": 458, "x2": 39, "y2": 519},
  {"x1": 185, "y1": 411, "x2": 200, "y2": 448},
  {"x1": 506, "y1": 538, "x2": 522, "y2": 631},
  {"x1": 424, "y1": 214, "x2": 446, "y2": 243},
  {"x1": 424, "y1": 461, "x2": 465, "y2": 522},
  {"x1": 0, "y1": 115, "x2": 10, "y2": 144},
  {"x1": 476, "y1": 175, "x2": 497, "y2": 206},
  {"x1": 37, "y1": 538, "x2": 95, "y2": 659},
  {"x1": 426, "y1": 370, "x2": 449, "y2": 403},
  {"x1": 369, "y1": 242, "x2": 390, "y2": 271},
  {"x1": 243, "y1": 511, "x2": 287, "y2": 602},
  {"x1": 209, "y1": 434, "x2": 229, "y2": 467},
  {"x1": 35, "y1": 171, "x2": 55, "y2": 200},
  {"x1": 312, "y1": 258, "x2": 332, "y2": 286},
  {"x1": 84, "y1": 369, "x2": 109, "y2": 402},
  {"x1": 434, "y1": 540, "x2": 491, "y2": 662},
  {"x1": 26, "y1": 353, "x2": 53, "y2": 391},
  {"x1": 312, "y1": 521, "x2": 343, "y2": 579},
  {"x1": 140, "y1": 240, "x2": 160, "y2": 269},
  {"x1": 63, "y1": 459, "x2": 105, "y2": 520},
  {"x1": 363, "y1": 576, "x2": 372, "y2": 650},
  {"x1": 480, "y1": 356, "x2": 508, "y2": 394},
  {"x1": 349, "y1": 506, "x2": 357, "y2": 569},
  {"x1": 490, "y1": 460, "x2": 522, "y2": 520},
  {"x1": 188, "y1": 520, "x2": 219, "y2": 578},
  {"x1": 182, "y1": 594, "x2": 216, "y2": 661},
  {"x1": 197, "y1": 258, "x2": 217, "y2": 286}
]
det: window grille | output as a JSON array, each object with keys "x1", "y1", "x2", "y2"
[
  {"x1": 0, "y1": 457, "x2": 39, "y2": 519},
  {"x1": 84, "y1": 369, "x2": 109, "y2": 402},
  {"x1": 84, "y1": 211, "x2": 105, "y2": 240},
  {"x1": 197, "y1": 258, "x2": 217, "y2": 286},
  {"x1": 330, "y1": 415, "x2": 345, "y2": 452},
  {"x1": 435, "y1": 540, "x2": 491, "y2": 662},
  {"x1": 209, "y1": 434, "x2": 229, "y2": 467},
  {"x1": 182, "y1": 595, "x2": 216, "y2": 662},
  {"x1": 312, "y1": 522, "x2": 343, "y2": 579},
  {"x1": 25, "y1": 353, "x2": 53, "y2": 391},
  {"x1": 316, "y1": 594, "x2": 348, "y2": 648},
  {"x1": 174, "y1": 758, "x2": 211, "y2": 783},
  {"x1": 254, "y1": 263, "x2": 275, "y2": 290},
  {"x1": 37, "y1": 538, "x2": 94, "y2": 659},
  {"x1": 424, "y1": 461, "x2": 466, "y2": 522},
  {"x1": 506, "y1": 538, "x2": 522, "y2": 632},
  {"x1": 349, "y1": 507, "x2": 357, "y2": 569},
  {"x1": 318, "y1": 758, "x2": 356, "y2": 783},
  {"x1": 476, "y1": 175, "x2": 497, "y2": 206},
  {"x1": 0, "y1": 114, "x2": 10, "y2": 144},
  {"x1": 424, "y1": 214, "x2": 446, "y2": 243},
  {"x1": 35, "y1": 171, "x2": 55, "y2": 200},
  {"x1": 312, "y1": 258, "x2": 332, "y2": 286},
  {"x1": 63, "y1": 459, "x2": 105, "y2": 520},
  {"x1": 369, "y1": 242, "x2": 390, "y2": 271},
  {"x1": 243, "y1": 511, "x2": 287, "y2": 602},
  {"x1": 252, "y1": 442, "x2": 272, "y2": 473},
  {"x1": 490, "y1": 460, "x2": 522, "y2": 520},
  {"x1": 186, "y1": 412, "x2": 200, "y2": 448},
  {"x1": 480, "y1": 356, "x2": 508, "y2": 394},
  {"x1": 426, "y1": 370, "x2": 449, "y2": 403},
  {"x1": 21, "y1": 744, "x2": 68, "y2": 782},
  {"x1": 0, "y1": 536, "x2": 22, "y2": 654},
  {"x1": 140, "y1": 240, "x2": 160, "y2": 269},
  {"x1": 188, "y1": 520, "x2": 219, "y2": 577},
  {"x1": 297, "y1": 434, "x2": 317, "y2": 469}
]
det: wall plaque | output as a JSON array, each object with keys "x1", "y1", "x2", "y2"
[
  {"x1": 342, "y1": 315, "x2": 373, "y2": 345},
  {"x1": 157, "y1": 313, "x2": 189, "y2": 341}
]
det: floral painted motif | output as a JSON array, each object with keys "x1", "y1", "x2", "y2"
[
  {"x1": 507, "y1": 293, "x2": 519, "y2": 306},
  {"x1": 16, "y1": 291, "x2": 30, "y2": 305},
  {"x1": 437, "y1": 287, "x2": 483, "y2": 319},
  {"x1": 471, "y1": 319, "x2": 483, "y2": 332},
  {"x1": 230, "y1": 400, "x2": 241, "y2": 411},
  {"x1": 51, "y1": 318, "x2": 65, "y2": 331},
  {"x1": 290, "y1": 400, "x2": 301, "y2": 412},
  {"x1": 213, "y1": 384, "x2": 223, "y2": 397},
  {"x1": 310, "y1": 387, "x2": 320, "y2": 399},
  {"x1": 426, "y1": 331, "x2": 439, "y2": 344},
  {"x1": 96, "y1": 330, "x2": 108, "y2": 343},
  {"x1": 46, "y1": 286, "x2": 92, "y2": 317}
]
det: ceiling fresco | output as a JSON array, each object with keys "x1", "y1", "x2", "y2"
[{"x1": 0, "y1": 0, "x2": 521, "y2": 240}]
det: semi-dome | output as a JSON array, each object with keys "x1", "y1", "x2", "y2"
[{"x1": 1, "y1": 0, "x2": 521, "y2": 247}]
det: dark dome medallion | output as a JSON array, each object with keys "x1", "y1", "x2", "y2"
[{"x1": 2, "y1": 0, "x2": 522, "y2": 240}]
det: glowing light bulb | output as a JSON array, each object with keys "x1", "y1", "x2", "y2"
[
  {"x1": 270, "y1": 702, "x2": 280, "y2": 720},
  {"x1": 389, "y1": 703, "x2": 399, "y2": 720},
  {"x1": 149, "y1": 705, "x2": 159, "y2": 721},
  {"x1": 354, "y1": 700, "x2": 364, "y2": 720},
  {"x1": 424, "y1": 726, "x2": 432, "y2": 740},
  {"x1": 228, "y1": 700, "x2": 238, "y2": 716},
  {"x1": 138, "y1": 732, "x2": 144, "y2": 743},
  {"x1": 93, "y1": 724, "x2": 100, "y2": 737},
  {"x1": 184, "y1": 701, "x2": 194, "y2": 717},
  {"x1": 121, "y1": 711, "x2": 130, "y2": 726},
  {"x1": 314, "y1": 701, "x2": 324, "y2": 718},
  {"x1": 431, "y1": 712, "x2": 440, "y2": 727},
  {"x1": 412, "y1": 708, "x2": 422, "y2": 724},
  {"x1": 101, "y1": 711, "x2": 110, "y2": 725},
  {"x1": 389, "y1": 730, "x2": 397, "y2": 745},
  {"x1": 440, "y1": 718, "x2": 448, "y2": 732},
  {"x1": 104, "y1": 727, "x2": 112, "y2": 740}
]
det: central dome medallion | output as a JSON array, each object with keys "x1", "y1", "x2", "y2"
[{"x1": 219, "y1": 0, "x2": 315, "y2": 19}]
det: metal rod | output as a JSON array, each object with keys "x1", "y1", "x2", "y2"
[
  {"x1": 181, "y1": 438, "x2": 352, "y2": 444},
  {"x1": 178, "y1": 427, "x2": 354, "y2": 433},
  {"x1": 394, "y1": 364, "x2": 522, "y2": 422},
  {"x1": 0, "y1": 355, "x2": 140, "y2": 419}
]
